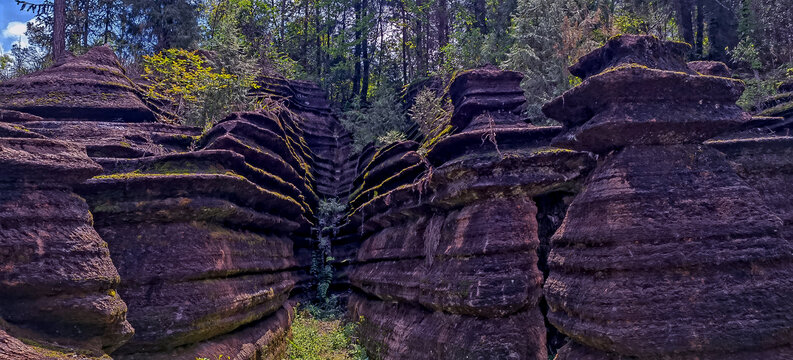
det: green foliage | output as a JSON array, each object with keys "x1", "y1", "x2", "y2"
[
  {"x1": 309, "y1": 198, "x2": 347, "y2": 319},
  {"x1": 341, "y1": 88, "x2": 410, "y2": 151},
  {"x1": 141, "y1": 48, "x2": 256, "y2": 127},
  {"x1": 409, "y1": 88, "x2": 451, "y2": 148},
  {"x1": 376, "y1": 130, "x2": 407, "y2": 146},
  {"x1": 0, "y1": 54, "x2": 14, "y2": 80},
  {"x1": 737, "y1": 63, "x2": 793, "y2": 110},
  {"x1": 730, "y1": 38, "x2": 762, "y2": 71},
  {"x1": 739, "y1": 77, "x2": 777, "y2": 110},
  {"x1": 318, "y1": 198, "x2": 347, "y2": 222},
  {"x1": 286, "y1": 308, "x2": 368, "y2": 360},
  {"x1": 503, "y1": 0, "x2": 569, "y2": 122}
]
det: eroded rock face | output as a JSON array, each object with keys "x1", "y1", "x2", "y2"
[
  {"x1": 252, "y1": 76, "x2": 356, "y2": 199},
  {"x1": 0, "y1": 46, "x2": 165, "y2": 122},
  {"x1": 346, "y1": 67, "x2": 593, "y2": 360},
  {"x1": 0, "y1": 131, "x2": 133, "y2": 358},
  {"x1": 688, "y1": 60, "x2": 732, "y2": 77},
  {"x1": 709, "y1": 136, "x2": 793, "y2": 249},
  {"x1": 754, "y1": 79, "x2": 793, "y2": 129},
  {"x1": 543, "y1": 34, "x2": 793, "y2": 359},
  {"x1": 0, "y1": 52, "x2": 310, "y2": 359},
  {"x1": 76, "y1": 109, "x2": 310, "y2": 358}
]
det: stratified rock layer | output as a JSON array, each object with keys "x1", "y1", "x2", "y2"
[
  {"x1": 0, "y1": 131, "x2": 133, "y2": 358},
  {"x1": 0, "y1": 50, "x2": 313, "y2": 359},
  {"x1": 543, "y1": 34, "x2": 793, "y2": 359},
  {"x1": 755, "y1": 80, "x2": 793, "y2": 129},
  {"x1": 0, "y1": 46, "x2": 164, "y2": 122},
  {"x1": 709, "y1": 135, "x2": 793, "y2": 248},
  {"x1": 77, "y1": 109, "x2": 310, "y2": 358},
  {"x1": 346, "y1": 67, "x2": 593, "y2": 360},
  {"x1": 252, "y1": 75, "x2": 356, "y2": 199}
]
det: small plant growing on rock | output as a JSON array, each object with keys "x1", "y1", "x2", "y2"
[
  {"x1": 409, "y1": 88, "x2": 451, "y2": 149},
  {"x1": 341, "y1": 88, "x2": 410, "y2": 151},
  {"x1": 376, "y1": 130, "x2": 407, "y2": 146}
]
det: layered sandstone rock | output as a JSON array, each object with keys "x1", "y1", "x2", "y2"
[
  {"x1": 0, "y1": 46, "x2": 166, "y2": 122},
  {"x1": 0, "y1": 129, "x2": 133, "y2": 358},
  {"x1": 687, "y1": 60, "x2": 732, "y2": 77},
  {"x1": 75, "y1": 109, "x2": 310, "y2": 358},
  {"x1": 754, "y1": 80, "x2": 793, "y2": 131},
  {"x1": 346, "y1": 67, "x2": 593, "y2": 359},
  {"x1": 709, "y1": 135, "x2": 793, "y2": 249},
  {"x1": 543, "y1": 34, "x2": 793, "y2": 359},
  {"x1": 0, "y1": 49, "x2": 308, "y2": 359},
  {"x1": 252, "y1": 76, "x2": 356, "y2": 199}
]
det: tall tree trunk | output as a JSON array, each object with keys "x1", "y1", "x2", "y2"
[
  {"x1": 474, "y1": 0, "x2": 487, "y2": 33},
  {"x1": 706, "y1": 0, "x2": 739, "y2": 62},
  {"x1": 694, "y1": 0, "x2": 704, "y2": 57},
  {"x1": 675, "y1": 0, "x2": 694, "y2": 58},
  {"x1": 315, "y1": 2, "x2": 321, "y2": 77},
  {"x1": 104, "y1": 0, "x2": 111, "y2": 44},
  {"x1": 401, "y1": 3, "x2": 408, "y2": 85},
  {"x1": 53, "y1": 0, "x2": 66, "y2": 60},
  {"x1": 415, "y1": 0, "x2": 426, "y2": 76},
  {"x1": 352, "y1": 0, "x2": 362, "y2": 101},
  {"x1": 82, "y1": 0, "x2": 89, "y2": 48},
  {"x1": 279, "y1": 0, "x2": 286, "y2": 45},
  {"x1": 360, "y1": 0, "x2": 370, "y2": 103},
  {"x1": 303, "y1": 0, "x2": 309, "y2": 69},
  {"x1": 437, "y1": 0, "x2": 449, "y2": 64}
]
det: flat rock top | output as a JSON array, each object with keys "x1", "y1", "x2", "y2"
[
  {"x1": 569, "y1": 34, "x2": 694, "y2": 80},
  {"x1": 0, "y1": 138, "x2": 101, "y2": 183}
]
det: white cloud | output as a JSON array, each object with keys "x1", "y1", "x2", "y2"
[{"x1": 3, "y1": 21, "x2": 29, "y2": 48}]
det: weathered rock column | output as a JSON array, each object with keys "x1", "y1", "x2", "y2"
[
  {"x1": 0, "y1": 124, "x2": 133, "y2": 358},
  {"x1": 347, "y1": 67, "x2": 593, "y2": 359},
  {"x1": 543, "y1": 34, "x2": 793, "y2": 359}
]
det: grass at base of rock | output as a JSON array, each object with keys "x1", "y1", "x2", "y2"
[{"x1": 285, "y1": 307, "x2": 368, "y2": 360}]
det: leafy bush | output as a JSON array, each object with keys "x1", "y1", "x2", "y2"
[
  {"x1": 736, "y1": 63, "x2": 793, "y2": 110},
  {"x1": 408, "y1": 88, "x2": 451, "y2": 149},
  {"x1": 376, "y1": 130, "x2": 407, "y2": 146},
  {"x1": 286, "y1": 308, "x2": 368, "y2": 360},
  {"x1": 141, "y1": 48, "x2": 257, "y2": 127},
  {"x1": 341, "y1": 88, "x2": 410, "y2": 151}
]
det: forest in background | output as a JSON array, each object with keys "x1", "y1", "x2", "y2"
[{"x1": 4, "y1": 0, "x2": 793, "y2": 143}]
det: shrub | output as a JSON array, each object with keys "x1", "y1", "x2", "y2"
[
  {"x1": 341, "y1": 88, "x2": 410, "y2": 151},
  {"x1": 141, "y1": 48, "x2": 256, "y2": 127},
  {"x1": 286, "y1": 308, "x2": 368, "y2": 360},
  {"x1": 376, "y1": 130, "x2": 407, "y2": 147},
  {"x1": 408, "y1": 88, "x2": 451, "y2": 149}
]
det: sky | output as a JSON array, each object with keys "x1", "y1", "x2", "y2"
[{"x1": 0, "y1": 3, "x2": 36, "y2": 54}]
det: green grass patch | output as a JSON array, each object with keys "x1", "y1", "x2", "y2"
[{"x1": 285, "y1": 308, "x2": 368, "y2": 360}]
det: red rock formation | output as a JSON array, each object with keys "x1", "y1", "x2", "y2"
[
  {"x1": 0, "y1": 49, "x2": 312, "y2": 359},
  {"x1": 0, "y1": 46, "x2": 167, "y2": 122},
  {"x1": 74, "y1": 109, "x2": 310, "y2": 358},
  {"x1": 346, "y1": 67, "x2": 593, "y2": 359},
  {"x1": 543, "y1": 34, "x2": 793, "y2": 359},
  {"x1": 252, "y1": 76, "x2": 356, "y2": 199},
  {"x1": 0, "y1": 127, "x2": 133, "y2": 358},
  {"x1": 688, "y1": 60, "x2": 732, "y2": 77},
  {"x1": 754, "y1": 79, "x2": 793, "y2": 130}
]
